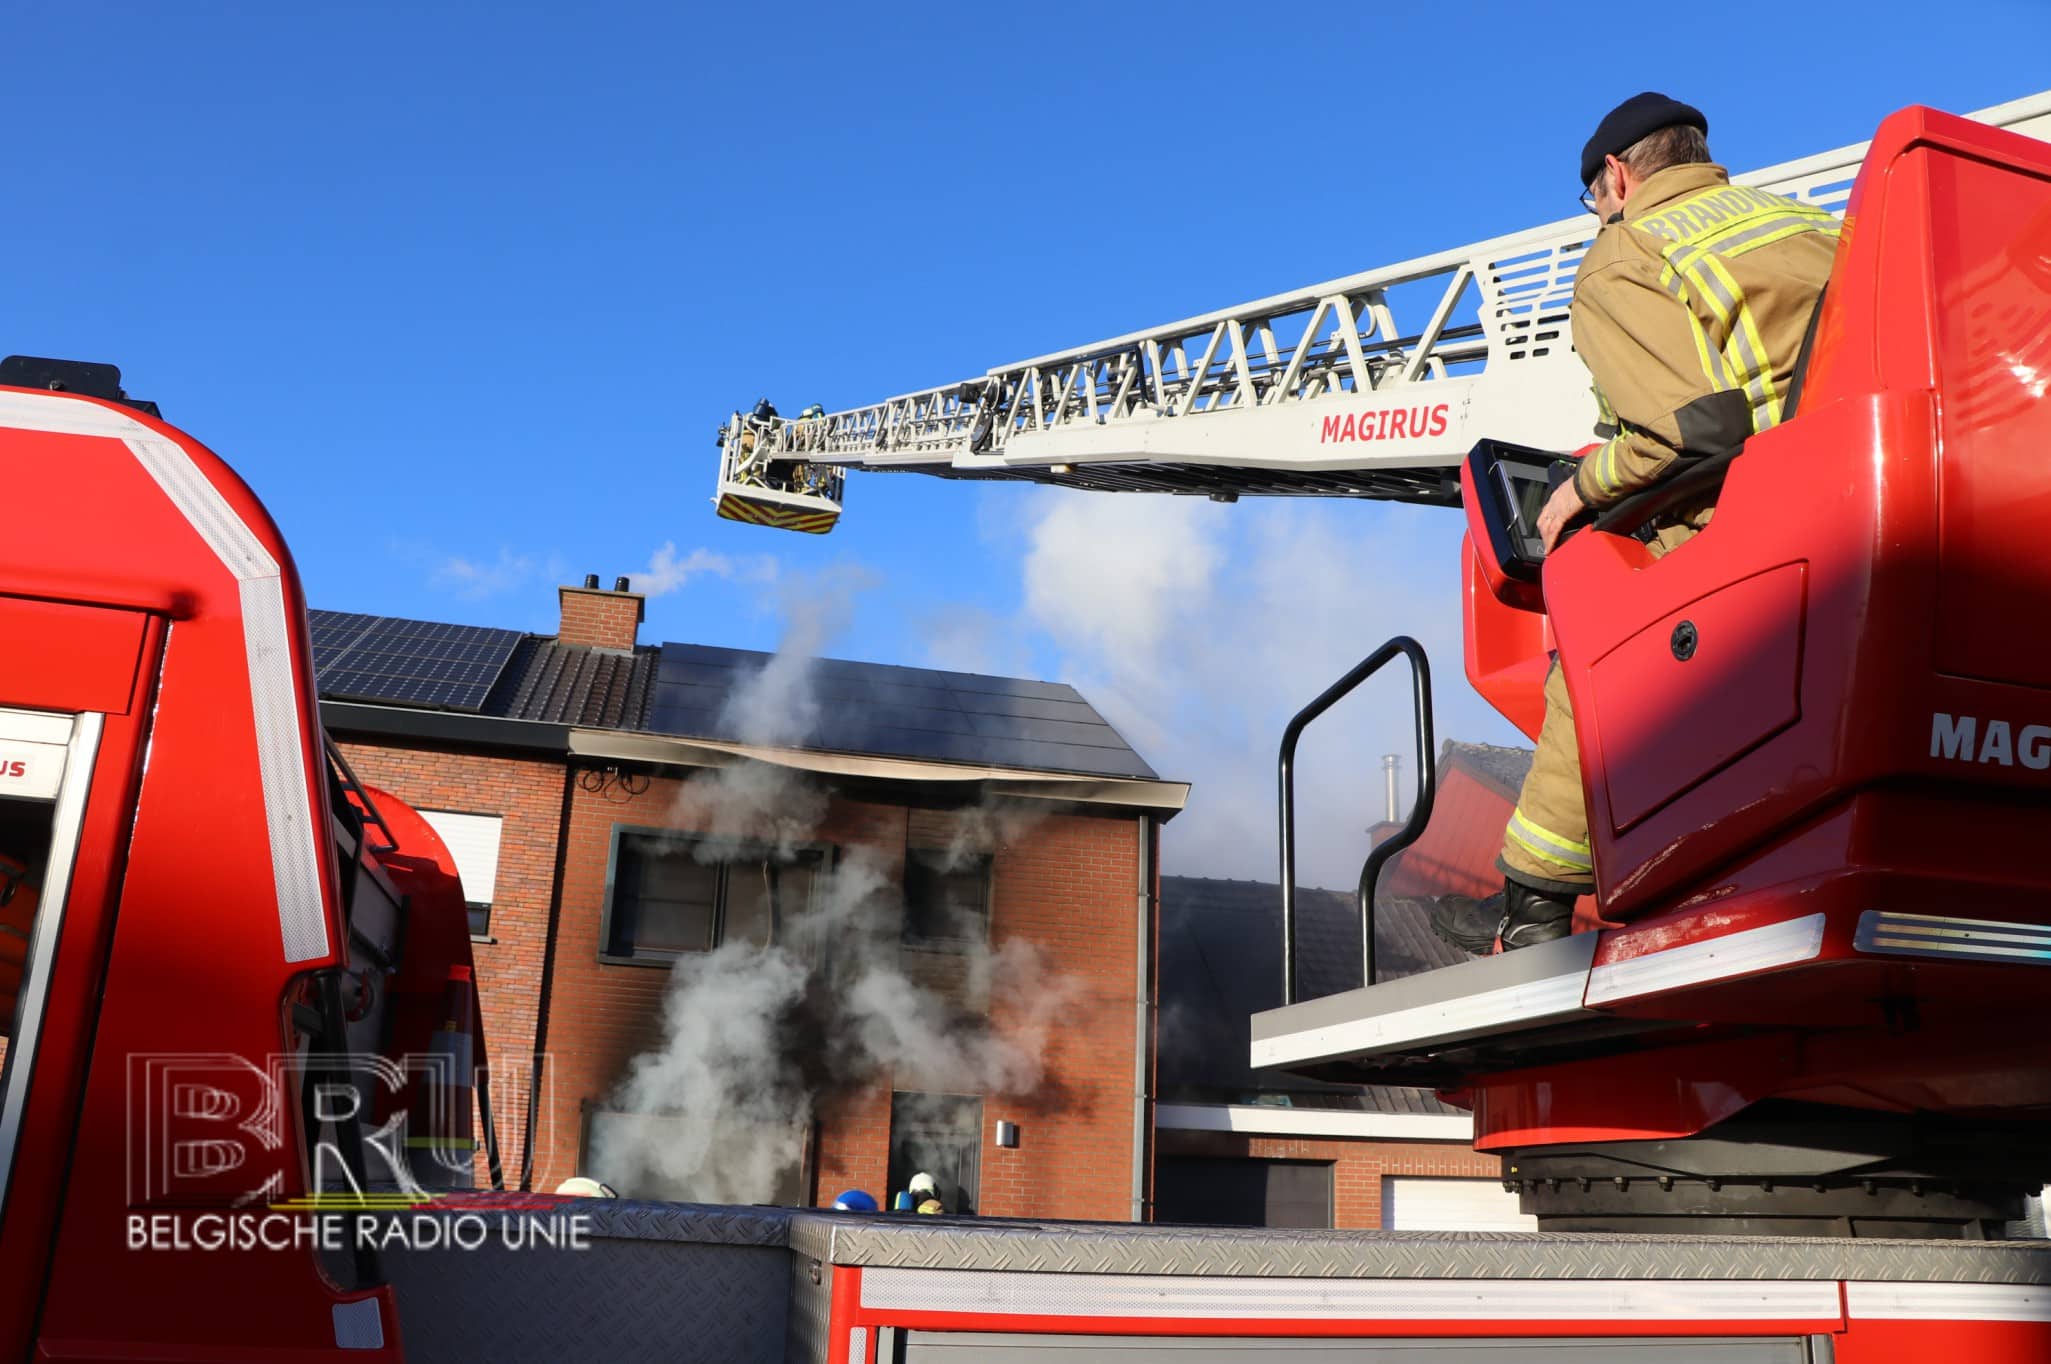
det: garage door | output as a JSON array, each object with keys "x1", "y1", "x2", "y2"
[{"x1": 1382, "y1": 1177, "x2": 1536, "y2": 1231}]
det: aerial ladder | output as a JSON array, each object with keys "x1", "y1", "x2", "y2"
[
  {"x1": 716, "y1": 90, "x2": 2051, "y2": 530},
  {"x1": 723, "y1": 92, "x2": 2051, "y2": 1239}
]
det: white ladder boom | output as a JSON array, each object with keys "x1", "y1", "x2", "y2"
[{"x1": 716, "y1": 92, "x2": 2051, "y2": 524}]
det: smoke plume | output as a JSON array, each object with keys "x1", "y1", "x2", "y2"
[{"x1": 589, "y1": 569, "x2": 1077, "y2": 1206}]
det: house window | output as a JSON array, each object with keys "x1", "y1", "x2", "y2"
[
  {"x1": 602, "y1": 828, "x2": 823, "y2": 963},
  {"x1": 902, "y1": 848, "x2": 991, "y2": 949},
  {"x1": 887, "y1": 1092, "x2": 981, "y2": 1215},
  {"x1": 419, "y1": 810, "x2": 503, "y2": 939}
]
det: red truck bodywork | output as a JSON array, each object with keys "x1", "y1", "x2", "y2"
[
  {"x1": 1455, "y1": 106, "x2": 2051, "y2": 1149},
  {"x1": 0, "y1": 100, "x2": 2046, "y2": 1362}
]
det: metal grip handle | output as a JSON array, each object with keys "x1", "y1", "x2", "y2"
[{"x1": 1277, "y1": 636, "x2": 1436, "y2": 1005}]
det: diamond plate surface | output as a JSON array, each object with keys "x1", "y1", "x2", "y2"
[
  {"x1": 788, "y1": 1214, "x2": 2051, "y2": 1285},
  {"x1": 432, "y1": 1195, "x2": 794, "y2": 1246},
  {"x1": 386, "y1": 1201, "x2": 2051, "y2": 1362},
  {"x1": 785, "y1": 1252, "x2": 834, "y2": 1364},
  {"x1": 388, "y1": 1239, "x2": 788, "y2": 1363}
]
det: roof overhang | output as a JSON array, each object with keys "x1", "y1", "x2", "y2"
[
  {"x1": 320, "y1": 700, "x2": 571, "y2": 755},
  {"x1": 568, "y1": 727, "x2": 1189, "y2": 816},
  {"x1": 1155, "y1": 1101, "x2": 1470, "y2": 1142}
]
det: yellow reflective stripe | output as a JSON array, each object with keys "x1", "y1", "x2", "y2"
[
  {"x1": 1654, "y1": 257, "x2": 1733, "y2": 391},
  {"x1": 1652, "y1": 234, "x2": 1786, "y2": 432},
  {"x1": 1594, "y1": 386, "x2": 1619, "y2": 431},
  {"x1": 1587, "y1": 433, "x2": 1628, "y2": 496},
  {"x1": 1506, "y1": 808, "x2": 1593, "y2": 870},
  {"x1": 1625, "y1": 184, "x2": 1837, "y2": 450},
  {"x1": 1664, "y1": 241, "x2": 1736, "y2": 327},
  {"x1": 1718, "y1": 216, "x2": 1839, "y2": 260},
  {"x1": 1692, "y1": 207, "x2": 1829, "y2": 253},
  {"x1": 1692, "y1": 251, "x2": 1781, "y2": 427},
  {"x1": 1641, "y1": 185, "x2": 1834, "y2": 251},
  {"x1": 717, "y1": 494, "x2": 839, "y2": 534}
]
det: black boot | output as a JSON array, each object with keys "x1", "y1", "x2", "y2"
[
  {"x1": 1426, "y1": 879, "x2": 1577, "y2": 956},
  {"x1": 1423, "y1": 891, "x2": 1506, "y2": 956},
  {"x1": 1498, "y1": 880, "x2": 1575, "y2": 950}
]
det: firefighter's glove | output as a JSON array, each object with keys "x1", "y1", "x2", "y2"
[{"x1": 1537, "y1": 478, "x2": 1588, "y2": 555}]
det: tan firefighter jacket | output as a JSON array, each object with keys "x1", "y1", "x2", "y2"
[{"x1": 1570, "y1": 162, "x2": 1839, "y2": 513}]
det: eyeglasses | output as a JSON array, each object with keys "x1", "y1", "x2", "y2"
[{"x1": 1580, "y1": 171, "x2": 1607, "y2": 217}]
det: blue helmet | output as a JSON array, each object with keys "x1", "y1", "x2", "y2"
[{"x1": 832, "y1": 1189, "x2": 878, "y2": 1212}]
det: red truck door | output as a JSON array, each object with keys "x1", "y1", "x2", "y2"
[{"x1": 0, "y1": 596, "x2": 158, "y2": 1362}]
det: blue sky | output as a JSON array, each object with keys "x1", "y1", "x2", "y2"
[{"x1": 10, "y1": 2, "x2": 2050, "y2": 883}]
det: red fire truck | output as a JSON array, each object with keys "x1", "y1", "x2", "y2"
[{"x1": 2, "y1": 101, "x2": 2049, "y2": 1362}]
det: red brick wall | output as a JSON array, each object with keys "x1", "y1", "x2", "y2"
[
  {"x1": 555, "y1": 587, "x2": 642, "y2": 650},
  {"x1": 334, "y1": 739, "x2": 565, "y2": 1182},
  {"x1": 1157, "y1": 1128, "x2": 1502, "y2": 1229},
  {"x1": 331, "y1": 738, "x2": 1150, "y2": 1215},
  {"x1": 535, "y1": 769, "x2": 1147, "y2": 1220}
]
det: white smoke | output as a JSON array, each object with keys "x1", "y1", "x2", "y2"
[
  {"x1": 599, "y1": 940, "x2": 815, "y2": 1204},
  {"x1": 628, "y1": 542, "x2": 779, "y2": 599},
  {"x1": 590, "y1": 568, "x2": 1078, "y2": 1206},
  {"x1": 930, "y1": 490, "x2": 1528, "y2": 889},
  {"x1": 663, "y1": 562, "x2": 877, "y2": 857}
]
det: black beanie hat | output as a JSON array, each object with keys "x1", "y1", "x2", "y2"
[{"x1": 1580, "y1": 93, "x2": 1708, "y2": 187}]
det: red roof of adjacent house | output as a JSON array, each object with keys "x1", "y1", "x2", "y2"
[
  {"x1": 1372, "y1": 742, "x2": 1529, "y2": 900},
  {"x1": 1370, "y1": 740, "x2": 1610, "y2": 932}
]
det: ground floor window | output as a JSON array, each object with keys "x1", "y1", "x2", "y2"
[
  {"x1": 580, "y1": 1104, "x2": 812, "y2": 1206},
  {"x1": 1155, "y1": 1156, "x2": 1333, "y2": 1229},
  {"x1": 887, "y1": 1092, "x2": 981, "y2": 1215}
]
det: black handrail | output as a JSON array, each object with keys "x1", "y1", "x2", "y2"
[{"x1": 1277, "y1": 636, "x2": 1437, "y2": 1004}]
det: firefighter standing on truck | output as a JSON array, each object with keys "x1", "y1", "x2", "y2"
[{"x1": 1431, "y1": 93, "x2": 1839, "y2": 954}]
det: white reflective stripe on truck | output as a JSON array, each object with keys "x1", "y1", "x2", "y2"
[
  {"x1": 859, "y1": 1270, "x2": 1844, "y2": 1322},
  {"x1": 0, "y1": 389, "x2": 331, "y2": 963},
  {"x1": 1845, "y1": 1283, "x2": 2051, "y2": 1322}
]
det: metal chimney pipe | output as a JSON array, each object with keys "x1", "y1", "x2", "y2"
[
  {"x1": 1381, "y1": 753, "x2": 1402, "y2": 825},
  {"x1": 582, "y1": 573, "x2": 600, "y2": 589},
  {"x1": 613, "y1": 575, "x2": 631, "y2": 592}
]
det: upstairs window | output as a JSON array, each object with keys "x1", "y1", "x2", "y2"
[
  {"x1": 902, "y1": 848, "x2": 991, "y2": 949},
  {"x1": 418, "y1": 810, "x2": 503, "y2": 939},
  {"x1": 603, "y1": 828, "x2": 823, "y2": 964}
]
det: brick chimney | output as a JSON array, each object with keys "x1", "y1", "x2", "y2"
[{"x1": 557, "y1": 574, "x2": 645, "y2": 651}]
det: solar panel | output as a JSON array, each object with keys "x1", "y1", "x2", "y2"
[
  {"x1": 308, "y1": 611, "x2": 525, "y2": 713},
  {"x1": 645, "y1": 642, "x2": 1157, "y2": 780}
]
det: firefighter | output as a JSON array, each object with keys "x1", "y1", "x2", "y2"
[
  {"x1": 907, "y1": 1170, "x2": 944, "y2": 1215},
  {"x1": 1431, "y1": 93, "x2": 1838, "y2": 954}
]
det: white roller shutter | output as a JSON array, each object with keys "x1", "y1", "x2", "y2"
[
  {"x1": 419, "y1": 810, "x2": 502, "y2": 905},
  {"x1": 1382, "y1": 1177, "x2": 1537, "y2": 1231}
]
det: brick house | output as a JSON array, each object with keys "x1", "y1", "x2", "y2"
[
  {"x1": 1155, "y1": 877, "x2": 1529, "y2": 1231},
  {"x1": 315, "y1": 577, "x2": 1185, "y2": 1222}
]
